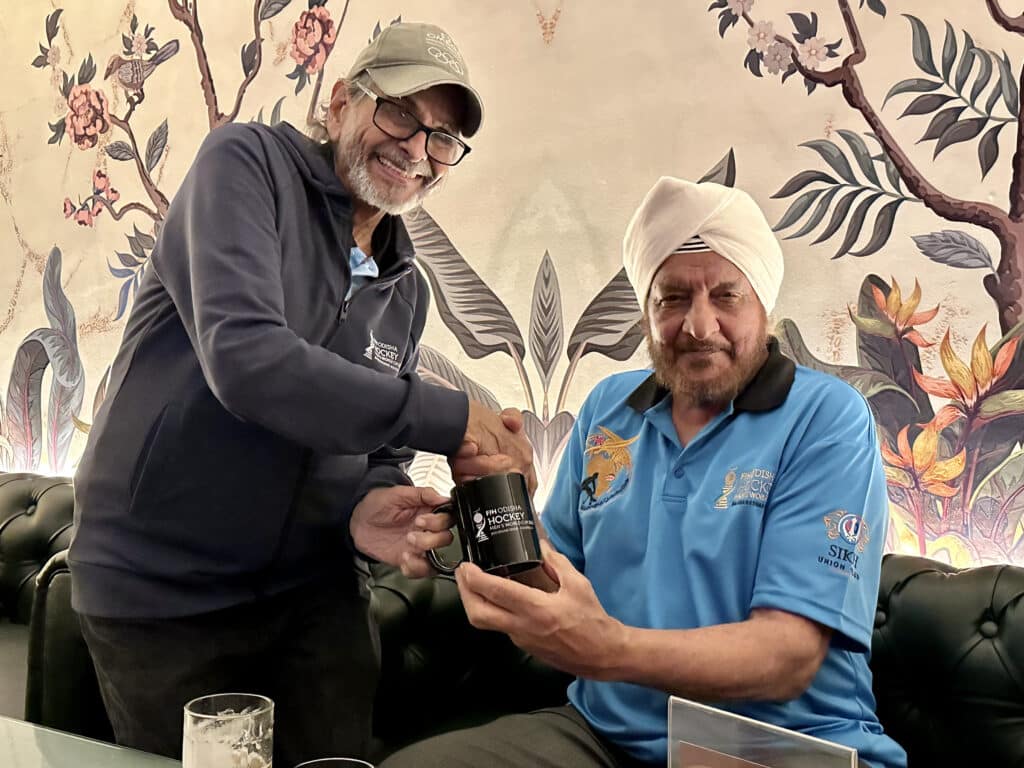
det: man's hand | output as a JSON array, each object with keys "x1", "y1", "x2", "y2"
[
  {"x1": 452, "y1": 403, "x2": 537, "y2": 493},
  {"x1": 349, "y1": 486, "x2": 454, "y2": 578},
  {"x1": 454, "y1": 540, "x2": 626, "y2": 679}
]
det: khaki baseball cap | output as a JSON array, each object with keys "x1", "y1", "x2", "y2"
[{"x1": 347, "y1": 22, "x2": 483, "y2": 137}]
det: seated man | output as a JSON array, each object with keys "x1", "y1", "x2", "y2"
[{"x1": 382, "y1": 178, "x2": 907, "y2": 768}]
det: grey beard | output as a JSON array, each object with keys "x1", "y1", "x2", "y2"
[{"x1": 337, "y1": 139, "x2": 438, "y2": 216}]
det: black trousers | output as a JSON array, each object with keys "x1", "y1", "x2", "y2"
[{"x1": 79, "y1": 574, "x2": 380, "y2": 768}]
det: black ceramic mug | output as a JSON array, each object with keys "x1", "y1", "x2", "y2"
[{"x1": 427, "y1": 472, "x2": 542, "y2": 577}]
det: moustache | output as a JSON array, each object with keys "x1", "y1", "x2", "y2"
[
  {"x1": 378, "y1": 151, "x2": 434, "y2": 181},
  {"x1": 674, "y1": 341, "x2": 732, "y2": 355}
]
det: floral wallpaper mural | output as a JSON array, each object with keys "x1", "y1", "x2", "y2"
[{"x1": 1, "y1": 1, "x2": 1022, "y2": 567}]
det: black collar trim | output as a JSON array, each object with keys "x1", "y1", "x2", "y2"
[{"x1": 626, "y1": 337, "x2": 796, "y2": 414}]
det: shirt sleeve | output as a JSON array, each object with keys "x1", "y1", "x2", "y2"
[{"x1": 750, "y1": 384, "x2": 889, "y2": 652}]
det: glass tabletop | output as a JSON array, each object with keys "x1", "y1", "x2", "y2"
[{"x1": 0, "y1": 716, "x2": 180, "y2": 768}]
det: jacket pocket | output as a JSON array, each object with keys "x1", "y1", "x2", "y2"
[{"x1": 127, "y1": 402, "x2": 179, "y2": 516}]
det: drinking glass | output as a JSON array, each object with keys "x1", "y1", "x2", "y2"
[{"x1": 183, "y1": 692, "x2": 274, "y2": 768}]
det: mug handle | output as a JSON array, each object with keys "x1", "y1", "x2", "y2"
[{"x1": 426, "y1": 502, "x2": 463, "y2": 575}]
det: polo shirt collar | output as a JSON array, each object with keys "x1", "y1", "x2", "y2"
[{"x1": 626, "y1": 337, "x2": 796, "y2": 414}]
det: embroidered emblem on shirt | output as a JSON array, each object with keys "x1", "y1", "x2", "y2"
[
  {"x1": 363, "y1": 329, "x2": 401, "y2": 372},
  {"x1": 580, "y1": 427, "x2": 639, "y2": 510},
  {"x1": 823, "y1": 510, "x2": 871, "y2": 553},
  {"x1": 715, "y1": 468, "x2": 737, "y2": 509},
  {"x1": 716, "y1": 467, "x2": 775, "y2": 509}
]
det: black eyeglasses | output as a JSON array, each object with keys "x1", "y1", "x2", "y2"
[{"x1": 356, "y1": 82, "x2": 471, "y2": 166}]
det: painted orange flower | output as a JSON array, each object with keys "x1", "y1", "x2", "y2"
[
  {"x1": 881, "y1": 412, "x2": 966, "y2": 498},
  {"x1": 912, "y1": 327, "x2": 1021, "y2": 420},
  {"x1": 848, "y1": 277, "x2": 938, "y2": 348}
]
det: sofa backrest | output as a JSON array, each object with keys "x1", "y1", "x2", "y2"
[
  {"x1": 0, "y1": 473, "x2": 75, "y2": 623},
  {"x1": 872, "y1": 553, "x2": 1024, "y2": 766}
]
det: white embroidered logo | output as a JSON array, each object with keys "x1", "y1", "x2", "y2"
[{"x1": 363, "y1": 330, "x2": 401, "y2": 372}]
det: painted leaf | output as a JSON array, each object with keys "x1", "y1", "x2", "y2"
[
  {"x1": 969, "y1": 445, "x2": 1024, "y2": 545},
  {"x1": 911, "y1": 230, "x2": 994, "y2": 270},
  {"x1": 953, "y1": 31, "x2": 974, "y2": 93},
  {"x1": 812, "y1": 189, "x2": 865, "y2": 244},
  {"x1": 969, "y1": 48, "x2": 994, "y2": 106},
  {"x1": 903, "y1": 15, "x2": 939, "y2": 77},
  {"x1": 934, "y1": 117, "x2": 987, "y2": 158},
  {"x1": 998, "y1": 51, "x2": 1020, "y2": 116},
  {"x1": 834, "y1": 192, "x2": 883, "y2": 258},
  {"x1": 270, "y1": 96, "x2": 285, "y2": 126},
  {"x1": 783, "y1": 186, "x2": 840, "y2": 240},
  {"x1": 416, "y1": 345, "x2": 500, "y2": 411},
  {"x1": 883, "y1": 78, "x2": 941, "y2": 107},
  {"x1": 145, "y1": 119, "x2": 168, "y2": 173},
  {"x1": 851, "y1": 198, "x2": 906, "y2": 257},
  {"x1": 258, "y1": 0, "x2": 292, "y2": 21},
  {"x1": 985, "y1": 71, "x2": 1005, "y2": 115},
  {"x1": 866, "y1": 0, "x2": 886, "y2": 17},
  {"x1": 5, "y1": 338, "x2": 48, "y2": 471},
  {"x1": 918, "y1": 106, "x2": 966, "y2": 142},
  {"x1": 799, "y1": 139, "x2": 857, "y2": 184},
  {"x1": 899, "y1": 93, "x2": 954, "y2": 117},
  {"x1": 133, "y1": 225, "x2": 156, "y2": 251},
  {"x1": 978, "y1": 390, "x2": 1024, "y2": 421},
  {"x1": 408, "y1": 451, "x2": 454, "y2": 495},
  {"x1": 241, "y1": 40, "x2": 259, "y2": 77},
  {"x1": 23, "y1": 328, "x2": 78, "y2": 392},
  {"x1": 940, "y1": 21, "x2": 957, "y2": 81},
  {"x1": 45, "y1": 9, "x2": 63, "y2": 44},
  {"x1": 837, "y1": 130, "x2": 882, "y2": 187},
  {"x1": 866, "y1": 132, "x2": 904, "y2": 193},
  {"x1": 403, "y1": 209, "x2": 525, "y2": 360},
  {"x1": 697, "y1": 148, "x2": 736, "y2": 187},
  {"x1": 978, "y1": 122, "x2": 1005, "y2": 178},
  {"x1": 529, "y1": 251, "x2": 563, "y2": 392},
  {"x1": 773, "y1": 188, "x2": 824, "y2": 232},
  {"x1": 522, "y1": 410, "x2": 575, "y2": 484},
  {"x1": 771, "y1": 170, "x2": 837, "y2": 199},
  {"x1": 105, "y1": 141, "x2": 135, "y2": 161},
  {"x1": 114, "y1": 277, "x2": 134, "y2": 320},
  {"x1": 565, "y1": 268, "x2": 643, "y2": 362},
  {"x1": 41, "y1": 247, "x2": 75, "y2": 340},
  {"x1": 47, "y1": 374, "x2": 84, "y2": 473},
  {"x1": 776, "y1": 318, "x2": 918, "y2": 409},
  {"x1": 92, "y1": 365, "x2": 111, "y2": 420},
  {"x1": 855, "y1": 275, "x2": 933, "y2": 426},
  {"x1": 744, "y1": 49, "x2": 763, "y2": 78},
  {"x1": 78, "y1": 54, "x2": 96, "y2": 86}
]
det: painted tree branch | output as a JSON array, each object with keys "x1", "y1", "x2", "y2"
[
  {"x1": 83, "y1": 195, "x2": 160, "y2": 222},
  {"x1": 988, "y1": 0, "x2": 1024, "y2": 220},
  {"x1": 167, "y1": 0, "x2": 221, "y2": 131},
  {"x1": 743, "y1": 0, "x2": 1024, "y2": 330},
  {"x1": 109, "y1": 114, "x2": 170, "y2": 218},
  {"x1": 307, "y1": 0, "x2": 352, "y2": 128},
  {"x1": 223, "y1": 0, "x2": 265, "y2": 125},
  {"x1": 986, "y1": 0, "x2": 1024, "y2": 34}
]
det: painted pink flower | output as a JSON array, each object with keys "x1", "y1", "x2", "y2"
[
  {"x1": 64, "y1": 84, "x2": 111, "y2": 150},
  {"x1": 73, "y1": 207, "x2": 94, "y2": 227},
  {"x1": 726, "y1": 0, "x2": 753, "y2": 14},
  {"x1": 764, "y1": 41, "x2": 790, "y2": 74},
  {"x1": 290, "y1": 7, "x2": 337, "y2": 74},
  {"x1": 107, "y1": 186, "x2": 120, "y2": 203},
  {"x1": 63, "y1": 198, "x2": 75, "y2": 218},
  {"x1": 747, "y1": 20, "x2": 774, "y2": 53},
  {"x1": 90, "y1": 198, "x2": 105, "y2": 217},
  {"x1": 797, "y1": 36, "x2": 828, "y2": 70},
  {"x1": 92, "y1": 168, "x2": 109, "y2": 194}
]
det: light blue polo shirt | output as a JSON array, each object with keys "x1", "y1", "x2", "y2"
[{"x1": 543, "y1": 341, "x2": 907, "y2": 768}]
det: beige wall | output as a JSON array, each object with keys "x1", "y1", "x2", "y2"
[{"x1": 2, "y1": 1, "x2": 1023, "y2": 566}]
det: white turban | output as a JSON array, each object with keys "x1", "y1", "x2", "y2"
[{"x1": 622, "y1": 177, "x2": 784, "y2": 313}]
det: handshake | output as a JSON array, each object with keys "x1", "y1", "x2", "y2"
[{"x1": 452, "y1": 401, "x2": 537, "y2": 494}]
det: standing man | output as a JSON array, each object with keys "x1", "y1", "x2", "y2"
[
  {"x1": 381, "y1": 178, "x2": 907, "y2": 768},
  {"x1": 69, "y1": 22, "x2": 532, "y2": 766}
]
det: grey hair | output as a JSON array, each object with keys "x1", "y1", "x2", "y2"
[{"x1": 307, "y1": 72, "x2": 372, "y2": 144}]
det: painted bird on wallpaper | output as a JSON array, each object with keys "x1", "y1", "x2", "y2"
[{"x1": 104, "y1": 40, "x2": 180, "y2": 104}]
